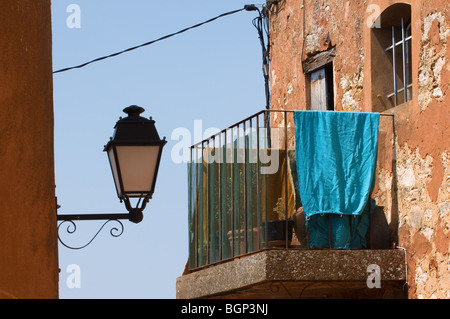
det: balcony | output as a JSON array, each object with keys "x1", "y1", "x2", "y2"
[{"x1": 177, "y1": 110, "x2": 407, "y2": 299}]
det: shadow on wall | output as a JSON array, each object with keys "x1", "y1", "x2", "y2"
[{"x1": 267, "y1": 0, "x2": 287, "y2": 15}]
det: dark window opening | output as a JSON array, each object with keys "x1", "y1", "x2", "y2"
[
  {"x1": 385, "y1": 18, "x2": 412, "y2": 105},
  {"x1": 371, "y1": 4, "x2": 412, "y2": 111},
  {"x1": 303, "y1": 47, "x2": 336, "y2": 111}
]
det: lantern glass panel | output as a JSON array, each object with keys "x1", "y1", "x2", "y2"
[
  {"x1": 116, "y1": 145, "x2": 160, "y2": 196},
  {"x1": 108, "y1": 148, "x2": 121, "y2": 196}
]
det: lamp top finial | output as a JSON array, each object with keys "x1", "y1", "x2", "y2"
[{"x1": 123, "y1": 105, "x2": 145, "y2": 117}]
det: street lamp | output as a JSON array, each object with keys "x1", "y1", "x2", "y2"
[
  {"x1": 104, "y1": 105, "x2": 167, "y2": 223},
  {"x1": 57, "y1": 105, "x2": 167, "y2": 248}
]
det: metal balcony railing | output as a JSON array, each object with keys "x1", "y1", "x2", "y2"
[{"x1": 187, "y1": 110, "x2": 394, "y2": 272}]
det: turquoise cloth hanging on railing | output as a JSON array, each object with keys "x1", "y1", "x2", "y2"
[{"x1": 293, "y1": 111, "x2": 379, "y2": 249}]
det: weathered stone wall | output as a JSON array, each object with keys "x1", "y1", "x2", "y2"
[
  {"x1": 269, "y1": 0, "x2": 369, "y2": 113},
  {"x1": 269, "y1": 0, "x2": 449, "y2": 299}
]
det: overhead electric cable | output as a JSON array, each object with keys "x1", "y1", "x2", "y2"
[
  {"x1": 251, "y1": 6, "x2": 271, "y2": 110},
  {"x1": 53, "y1": 5, "x2": 262, "y2": 74}
]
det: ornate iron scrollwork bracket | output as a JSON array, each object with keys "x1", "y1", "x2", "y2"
[
  {"x1": 57, "y1": 219, "x2": 125, "y2": 250},
  {"x1": 56, "y1": 196, "x2": 148, "y2": 249}
]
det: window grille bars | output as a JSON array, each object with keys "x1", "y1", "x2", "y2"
[{"x1": 385, "y1": 18, "x2": 412, "y2": 106}]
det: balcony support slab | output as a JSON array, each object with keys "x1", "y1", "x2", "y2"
[{"x1": 176, "y1": 249, "x2": 407, "y2": 299}]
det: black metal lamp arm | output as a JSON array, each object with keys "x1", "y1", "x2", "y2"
[
  {"x1": 56, "y1": 195, "x2": 150, "y2": 250},
  {"x1": 56, "y1": 195, "x2": 150, "y2": 224}
]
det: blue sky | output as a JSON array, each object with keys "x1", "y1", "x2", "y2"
[{"x1": 52, "y1": 0, "x2": 266, "y2": 298}]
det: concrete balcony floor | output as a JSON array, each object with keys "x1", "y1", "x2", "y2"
[{"x1": 176, "y1": 249, "x2": 407, "y2": 299}]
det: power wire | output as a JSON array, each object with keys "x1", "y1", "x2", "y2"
[
  {"x1": 251, "y1": 6, "x2": 271, "y2": 110},
  {"x1": 249, "y1": 3, "x2": 272, "y2": 148},
  {"x1": 53, "y1": 6, "x2": 261, "y2": 74}
]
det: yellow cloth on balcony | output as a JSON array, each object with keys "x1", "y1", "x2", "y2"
[{"x1": 261, "y1": 149, "x2": 297, "y2": 221}]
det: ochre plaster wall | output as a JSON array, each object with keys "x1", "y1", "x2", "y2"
[
  {"x1": 269, "y1": 0, "x2": 449, "y2": 298},
  {"x1": 0, "y1": 0, "x2": 58, "y2": 299}
]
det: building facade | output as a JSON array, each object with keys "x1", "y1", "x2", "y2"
[
  {"x1": 269, "y1": 0, "x2": 449, "y2": 299},
  {"x1": 177, "y1": 0, "x2": 449, "y2": 299},
  {"x1": 0, "y1": 0, "x2": 58, "y2": 299}
]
